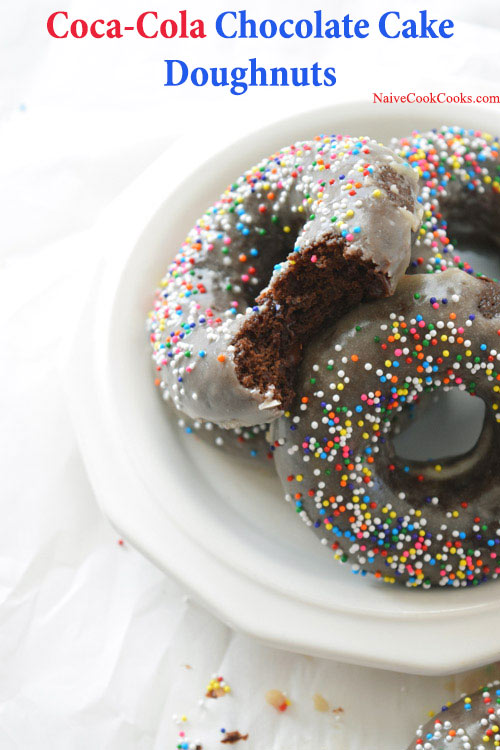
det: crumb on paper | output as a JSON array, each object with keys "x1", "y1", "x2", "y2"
[
  {"x1": 221, "y1": 731, "x2": 249, "y2": 744},
  {"x1": 206, "y1": 675, "x2": 231, "y2": 698},
  {"x1": 332, "y1": 707, "x2": 344, "y2": 715},
  {"x1": 183, "y1": 664, "x2": 193, "y2": 670},
  {"x1": 313, "y1": 693, "x2": 329, "y2": 712},
  {"x1": 265, "y1": 689, "x2": 290, "y2": 712}
]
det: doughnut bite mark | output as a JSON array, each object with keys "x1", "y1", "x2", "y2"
[
  {"x1": 392, "y1": 126, "x2": 500, "y2": 277},
  {"x1": 408, "y1": 683, "x2": 500, "y2": 749},
  {"x1": 271, "y1": 269, "x2": 500, "y2": 588},
  {"x1": 148, "y1": 135, "x2": 421, "y2": 429}
]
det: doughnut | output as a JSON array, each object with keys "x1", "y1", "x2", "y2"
[
  {"x1": 391, "y1": 126, "x2": 500, "y2": 276},
  {"x1": 271, "y1": 269, "x2": 500, "y2": 587},
  {"x1": 148, "y1": 135, "x2": 421, "y2": 429},
  {"x1": 159, "y1": 390, "x2": 272, "y2": 462},
  {"x1": 408, "y1": 683, "x2": 500, "y2": 748}
]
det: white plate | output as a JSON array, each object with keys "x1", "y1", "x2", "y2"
[{"x1": 67, "y1": 101, "x2": 500, "y2": 675}]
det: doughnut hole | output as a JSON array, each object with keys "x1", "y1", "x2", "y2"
[
  {"x1": 380, "y1": 384, "x2": 498, "y2": 502},
  {"x1": 450, "y1": 225, "x2": 500, "y2": 281},
  {"x1": 392, "y1": 389, "x2": 486, "y2": 462},
  {"x1": 446, "y1": 204, "x2": 500, "y2": 280}
]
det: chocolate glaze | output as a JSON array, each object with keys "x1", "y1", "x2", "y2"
[{"x1": 408, "y1": 683, "x2": 500, "y2": 749}]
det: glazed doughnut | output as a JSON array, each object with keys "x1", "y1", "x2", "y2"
[
  {"x1": 408, "y1": 683, "x2": 500, "y2": 749},
  {"x1": 392, "y1": 126, "x2": 500, "y2": 276},
  {"x1": 148, "y1": 135, "x2": 421, "y2": 429},
  {"x1": 272, "y1": 269, "x2": 500, "y2": 587}
]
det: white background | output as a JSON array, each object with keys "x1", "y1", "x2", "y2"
[{"x1": 2, "y1": 1, "x2": 500, "y2": 747}]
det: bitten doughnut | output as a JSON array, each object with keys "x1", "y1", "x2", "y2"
[
  {"x1": 272, "y1": 269, "x2": 500, "y2": 587},
  {"x1": 408, "y1": 683, "x2": 500, "y2": 749},
  {"x1": 392, "y1": 126, "x2": 500, "y2": 276},
  {"x1": 148, "y1": 135, "x2": 421, "y2": 429}
]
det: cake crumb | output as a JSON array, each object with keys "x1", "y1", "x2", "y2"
[
  {"x1": 206, "y1": 675, "x2": 231, "y2": 698},
  {"x1": 265, "y1": 689, "x2": 290, "y2": 712},
  {"x1": 221, "y1": 731, "x2": 249, "y2": 744},
  {"x1": 313, "y1": 693, "x2": 329, "y2": 712}
]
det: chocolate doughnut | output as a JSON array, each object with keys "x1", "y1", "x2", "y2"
[
  {"x1": 408, "y1": 683, "x2": 500, "y2": 748},
  {"x1": 392, "y1": 127, "x2": 500, "y2": 276},
  {"x1": 148, "y1": 135, "x2": 421, "y2": 429},
  {"x1": 272, "y1": 269, "x2": 500, "y2": 587}
]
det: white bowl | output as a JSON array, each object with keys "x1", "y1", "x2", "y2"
[{"x1": 67, "y1": 101, "x2": 500, "y2": 675}]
